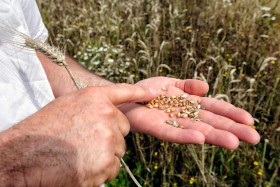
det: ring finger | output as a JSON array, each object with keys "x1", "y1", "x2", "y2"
[{"x1": 177, "y1": 117, "x2": 240, "y2": 149}]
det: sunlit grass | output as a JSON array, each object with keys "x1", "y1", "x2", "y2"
[{"x1": 38, "y1": 0, "x2": 280, "y2": 186}]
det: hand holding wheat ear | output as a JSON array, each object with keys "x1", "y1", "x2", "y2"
[
  {"x1": 0, "y1": 84, "x2": 153, "y2": 186},
  {"x1": 0, "y1": 22, "x2": 143, "y2": 186}
]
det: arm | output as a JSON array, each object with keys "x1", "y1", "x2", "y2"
[
  {"x1": 0, "y1": 122, "x2": 79, "y2": 186},
  {"x1": 0, "y1": 82, "x2": 152, "y2": 186}
]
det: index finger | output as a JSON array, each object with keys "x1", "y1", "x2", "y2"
[{"x1": 101, "y1": 83, "x2": 155, "y2": 105}]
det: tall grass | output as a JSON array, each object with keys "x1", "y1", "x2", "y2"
[{"x1": 38, "y1": 0, "x2": 280, "y2": 186}]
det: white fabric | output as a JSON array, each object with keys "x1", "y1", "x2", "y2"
[{"x1": 0, "y1": 0, "x2": 54, "y2": 131}]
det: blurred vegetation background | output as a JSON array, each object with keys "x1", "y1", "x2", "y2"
[{"x1": 37, "y1": 0, "x2": 279, "y2": 186}]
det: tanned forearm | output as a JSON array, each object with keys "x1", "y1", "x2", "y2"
[
  {"x1": 0, "y1": 117, "x2": 79, "y2": 186},
  {"x1": 37, "y1": 51, "x2": 113, "y2": 97}
]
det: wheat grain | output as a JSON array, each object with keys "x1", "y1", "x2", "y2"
[{"x1": 146, "y1": 93, "x2": 201, "y2": 128}]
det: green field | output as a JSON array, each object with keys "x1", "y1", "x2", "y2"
[{"x1": 38, "y1": 0, "x2": 280, "y2": 186}]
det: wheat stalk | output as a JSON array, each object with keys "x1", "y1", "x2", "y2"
[{"x1": 121, "y1": 158, "x2": 142, "y2": 187}]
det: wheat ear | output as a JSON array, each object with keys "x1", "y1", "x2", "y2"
[
  {"x1": 23, "y1": 36, "x2": 87, "y2": 89},
  {"x1": 0, "y1": 21, "x2": 85, "y2": 89}
]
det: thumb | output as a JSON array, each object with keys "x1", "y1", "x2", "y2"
[{"x1": 101, "y1": 83, "x2": 154, "y2": 105}]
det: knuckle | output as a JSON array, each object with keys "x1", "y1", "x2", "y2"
[
  {"x1": 118, "y1": 118, "x2": 130, "y2": 137},
  {"x1": 78, "y1": 87, "x2": 100, "y2": 98},
  {"x1": 120, "y1": 138, "x2": 127, "y2": 153},
  {"x1": 101, "y1": 128, "x2": 115, "y2": 142},
  {"x1": 102, "y1": 156, "x2": 116, "y2": 174},
  {"x1": 115, "y1": 138, "x2": 126, "y2": 159},
  {"x1": 78, "y1": 86, "x2": 93, "y2": 95},
  {"x1": 76, "y1": 88, "x2": 97, "y2": 104},
  {"x1": 101, "y1": 106, "x2": 117, "y2": 117},
  {"x1": 122, "y1": 123, "x2": 130, "y2": 137}
]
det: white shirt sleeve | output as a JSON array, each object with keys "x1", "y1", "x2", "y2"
[
  {"x1": 0, "y1": 0, "x2": 54, "y2": 131},
  {"x1": 19, "y1": 0, "x2": 49, "y2": 41}
]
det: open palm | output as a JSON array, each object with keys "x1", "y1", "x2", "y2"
[{"x1": 121, "y1": 77, "x2": 260, "y2": 150}]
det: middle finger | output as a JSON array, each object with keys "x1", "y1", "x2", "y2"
[{"x1": 198, "y1": 109, "x2": 260, "y2": 144}]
